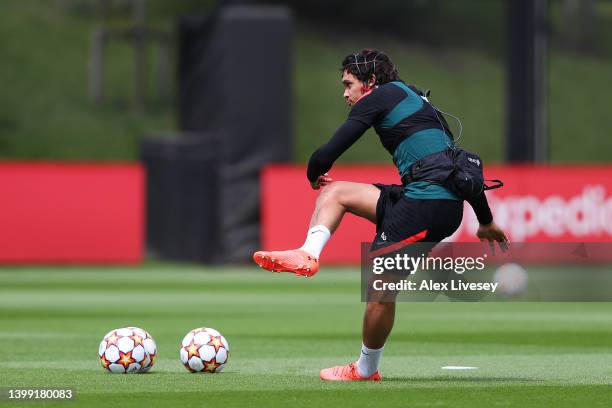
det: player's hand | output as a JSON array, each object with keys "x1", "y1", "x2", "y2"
[
  {"x1": 310, "y1": 173, "x2": 333, "y2": 190},
  {"x1": 476, "y1": 222, "x2": 509, "y2": 253}
]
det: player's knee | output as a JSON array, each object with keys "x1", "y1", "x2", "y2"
[{"x1": 317, "y1": 181, "x2": 347, "y2": 204}]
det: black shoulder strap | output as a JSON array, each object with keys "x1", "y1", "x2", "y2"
[{"x1": 484, "y1": 179, "x2": 504, "y2": 190}]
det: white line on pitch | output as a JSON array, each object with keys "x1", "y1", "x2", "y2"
[{"x1": 441, "y1": 366, "x2": 479, "y2": 370}]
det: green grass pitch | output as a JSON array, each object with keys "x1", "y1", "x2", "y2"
[{"x1": 0, "y1": 264, "x2": 611, "y2": 407}]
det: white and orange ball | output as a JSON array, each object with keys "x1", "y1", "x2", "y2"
[
  {"x1": 180, "y1": 327, "x2": 229, "y2": 373},
  {"x1": 494, "y1": 263, "x2": 528, "y2": 297},
  {"x1": 98, "y1": 327, "x2": 155, "y2": 373}
]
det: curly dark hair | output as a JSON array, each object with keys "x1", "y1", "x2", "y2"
[{"x1": 341, "y1": 49, "x2": 401, "y2": 86}]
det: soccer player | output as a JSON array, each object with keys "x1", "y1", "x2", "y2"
[{"x1": 253, "y1": 49, "x2": 508, "y2": 381}]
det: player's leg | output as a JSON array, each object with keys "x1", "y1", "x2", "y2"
[
  {"x1": 349, "y1": 298, "x2": 397, "y2": 381},
  {"x1": 307, "y1": 181, "x2": 379, "y2": 233},
  {"x1": 253, "y1": 182, "x2": 380, "y2": 276},
  {"x1": 320, "y1": 281, "x2": 398, "y2": 381},
  {"x1": 362, "y1": 301, "x2": 395, "y2": 349}
]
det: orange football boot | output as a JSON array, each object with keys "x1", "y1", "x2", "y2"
[
  {"x1": 320, "y1": 362, "x2": 381, "y2": 381},
  {"x1": 252, "y1": 249, "x2": 319, "y2": 277}
]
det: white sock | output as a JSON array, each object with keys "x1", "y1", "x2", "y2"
[
  {"x1": 299, "y1": 225, "x2": 331, "y2": 259},
  {"x1": 356, "y1": 343, "x2": 384, "y2": 377}
]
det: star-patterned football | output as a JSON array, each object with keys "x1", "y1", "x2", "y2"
[
  {"x1": 98, "y1": 327, "x2": 156, "y2": 374},
  {"x1": 179, "y1": 327, "x2": 229, "y2": 373}
]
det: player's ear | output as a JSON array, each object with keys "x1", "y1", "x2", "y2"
[
  {"x1": 364, "y1": 75, "x2": 376, "y2": 90},
  {"x1": 361, "y1": 76, "x2": 372, "y2": 93}
]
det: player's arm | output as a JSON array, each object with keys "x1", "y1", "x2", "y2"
[
  {"x1": 307, "y1": 119, "x2": 370, "y2": 189},
  {"x1": 307, "y1": 91, "x2": 384, "y2": 189},
  {"x1": 468, "y1": 192, "x2": 509, "y2": 251}
]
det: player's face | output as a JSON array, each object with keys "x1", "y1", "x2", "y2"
[{"x1": 342, "y1": 70, "x2": 367, "y2": 107}]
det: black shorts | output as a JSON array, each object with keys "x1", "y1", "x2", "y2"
[{"x1": 372, "y1": 184, "x2": 463, "y2": 249}]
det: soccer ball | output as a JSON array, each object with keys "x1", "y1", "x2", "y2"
[
  {"x1": 180, "y1": 327, "x2": 229, "y2": 373},
  {"x1": 98, "y1": 327, "x2": 156, "y2": 373},
  {"x1": 494, "y1": 263, "x2": 528, "y2": 297}
]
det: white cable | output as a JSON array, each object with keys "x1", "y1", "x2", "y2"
[{"x1": 422, "y1": 96, "x2": 464, "y2": 147}]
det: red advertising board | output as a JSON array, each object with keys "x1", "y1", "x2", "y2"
[
  {"x1": 0, "y1": 162, "x2": 144, "y2": 264},
  {"x1": 261, "y1": 165, "x2": 612, "y2": 264}
]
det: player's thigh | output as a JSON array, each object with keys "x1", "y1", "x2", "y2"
[{"x1": 322, "y1": 181, "x2": 380, "y2": 223}]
